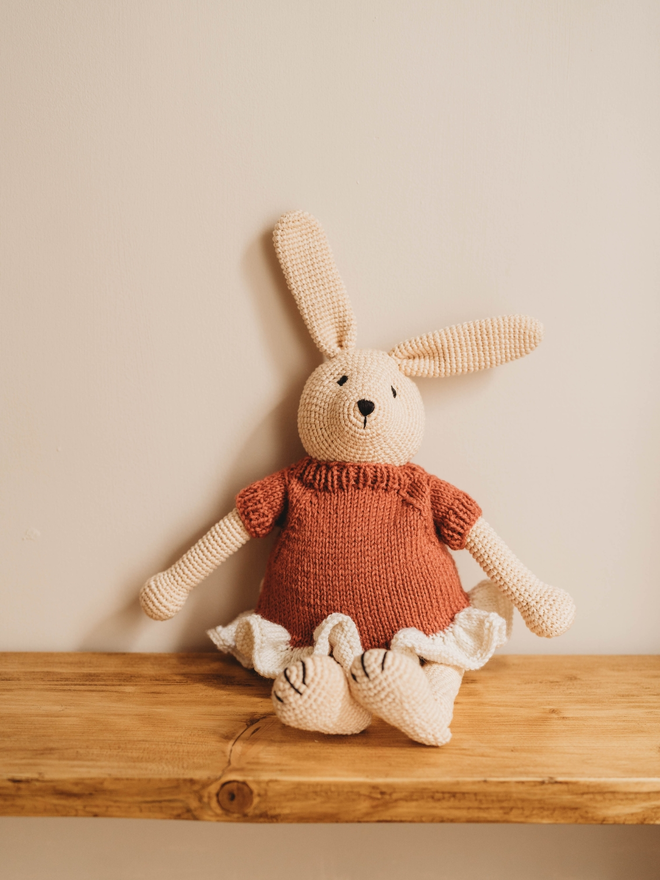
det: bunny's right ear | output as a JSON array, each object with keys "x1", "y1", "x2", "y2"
[{"x1": 273, "y1": 211, "x2": 357, "y2": 358}]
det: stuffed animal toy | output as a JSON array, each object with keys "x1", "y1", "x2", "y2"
[{"x1": 140, "y1": 211, "x2": 576, "y2": 746}]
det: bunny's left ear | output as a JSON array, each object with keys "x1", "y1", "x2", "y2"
[
  {"x1": 273, "y1": 211, "x2": 357, "y2": 358},
  {"x1": 390, "y1": 315, "x2": 543, "y2": 378}
]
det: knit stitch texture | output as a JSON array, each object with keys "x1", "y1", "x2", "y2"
[
  {"x1": 390, "y1": 315, "x2": 543, "y2": 378},
  {"x1": 235, "y1": 457, "x2": 482, "y2": 651},
  {"x1": 273, "y1": 212, "x2": 357, "y2": 358}
]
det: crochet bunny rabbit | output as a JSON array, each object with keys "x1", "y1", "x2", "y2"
[{"x1": 140, "y1": 211, "x2": 576, "y2": 746}]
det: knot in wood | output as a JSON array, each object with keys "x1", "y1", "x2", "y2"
[{"x1": 217, "y1": 780, "x2": 254, "y2": 815}]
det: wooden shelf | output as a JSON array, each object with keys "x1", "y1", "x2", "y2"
[{"x1": 1, "y1": 652, "x2": 659, "y2": 824}]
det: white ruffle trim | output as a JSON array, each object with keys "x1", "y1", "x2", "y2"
[{"x1": 207, "y1": 580, "x2": 513, "y2": 679}]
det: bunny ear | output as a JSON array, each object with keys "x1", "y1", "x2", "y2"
[
  {"x1": 273, "y1": 211, "x2": 357, "y2": 358},
  {"x1": 390, "y1": 315, "x2": 543, "y2": 378}
]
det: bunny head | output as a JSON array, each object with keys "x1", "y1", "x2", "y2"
[{"x1": 274, "y1": 211, "x2": 543, "y2": 467}]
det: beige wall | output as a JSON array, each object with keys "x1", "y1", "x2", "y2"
[
  {"x1": 1, "y1": 820, "x2": 659, "y2": 880},
  {"x1": 1, "y1": 0, "x2": 659, "y2": 875}
]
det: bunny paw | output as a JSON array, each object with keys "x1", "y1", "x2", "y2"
[
  {"x1": 348, "y1": 649, "x2": 452, "y2": 746},
  {"x1": 139, "y1": 574, "x2": 189, "y2": 621},
  {"x1": 272, "y1": 655, "x2": 372, "y2": 735}
]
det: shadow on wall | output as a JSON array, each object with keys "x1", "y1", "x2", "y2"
[
  {"x1": 79, "y1": 223, "x2": 319, "y2": 653},
  {"x1": 2, "y1": 818, "x2": 660, "y2": 880}
]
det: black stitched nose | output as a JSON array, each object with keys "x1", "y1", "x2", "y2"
[{"x1": 357, "y1": 399, "x2": 375, "y2": 417}]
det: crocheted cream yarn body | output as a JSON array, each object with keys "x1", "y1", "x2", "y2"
[{"x1": 140, "y1": 211, "x2": 576, "y2": 747}]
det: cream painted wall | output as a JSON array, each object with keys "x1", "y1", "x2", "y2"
[{"x1": 1, "y1": 1, "x2": 659, "y2": 876}]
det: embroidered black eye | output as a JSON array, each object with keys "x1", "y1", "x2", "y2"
[
  {"x1": 391, "y1": 386, "x2": 397, "y2": 398},
  {"x1": 337, "y1": 375, "x2": 348, "y2": 386}
]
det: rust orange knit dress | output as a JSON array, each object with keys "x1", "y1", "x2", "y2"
[{"x1": 235, "y1": 457, "x2": 482, "y2": 652}]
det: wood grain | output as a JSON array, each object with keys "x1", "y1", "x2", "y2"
[{"x1": 1, "y1": 653, "x2": 659, "y2": 823}]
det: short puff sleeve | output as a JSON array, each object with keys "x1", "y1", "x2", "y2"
[
  {"x1": 236, "y1": 468, "x2": 289, "y2": 539},
  {"x1": 429, "y1": 476, "x2": 481, "y2": 550}
]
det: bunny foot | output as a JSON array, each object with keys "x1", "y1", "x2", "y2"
[
  {"x1": 272, "y1": 655, "x2": 372, "y2": 735},
  {"x1": 348, "y1": 650, "x2": 454, "y2": 746}
]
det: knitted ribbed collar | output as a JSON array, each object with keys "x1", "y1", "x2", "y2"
[{"x1": 296, "y1": 456, "x2": 414, "y2": 492}]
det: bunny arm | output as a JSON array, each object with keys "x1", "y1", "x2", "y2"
[
  {"x1": 465, "y1": 517, "x2": 575, "y2": 638},
  {"x1": 140, "y1": 508, "x2": 251, "y2": 621}
]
